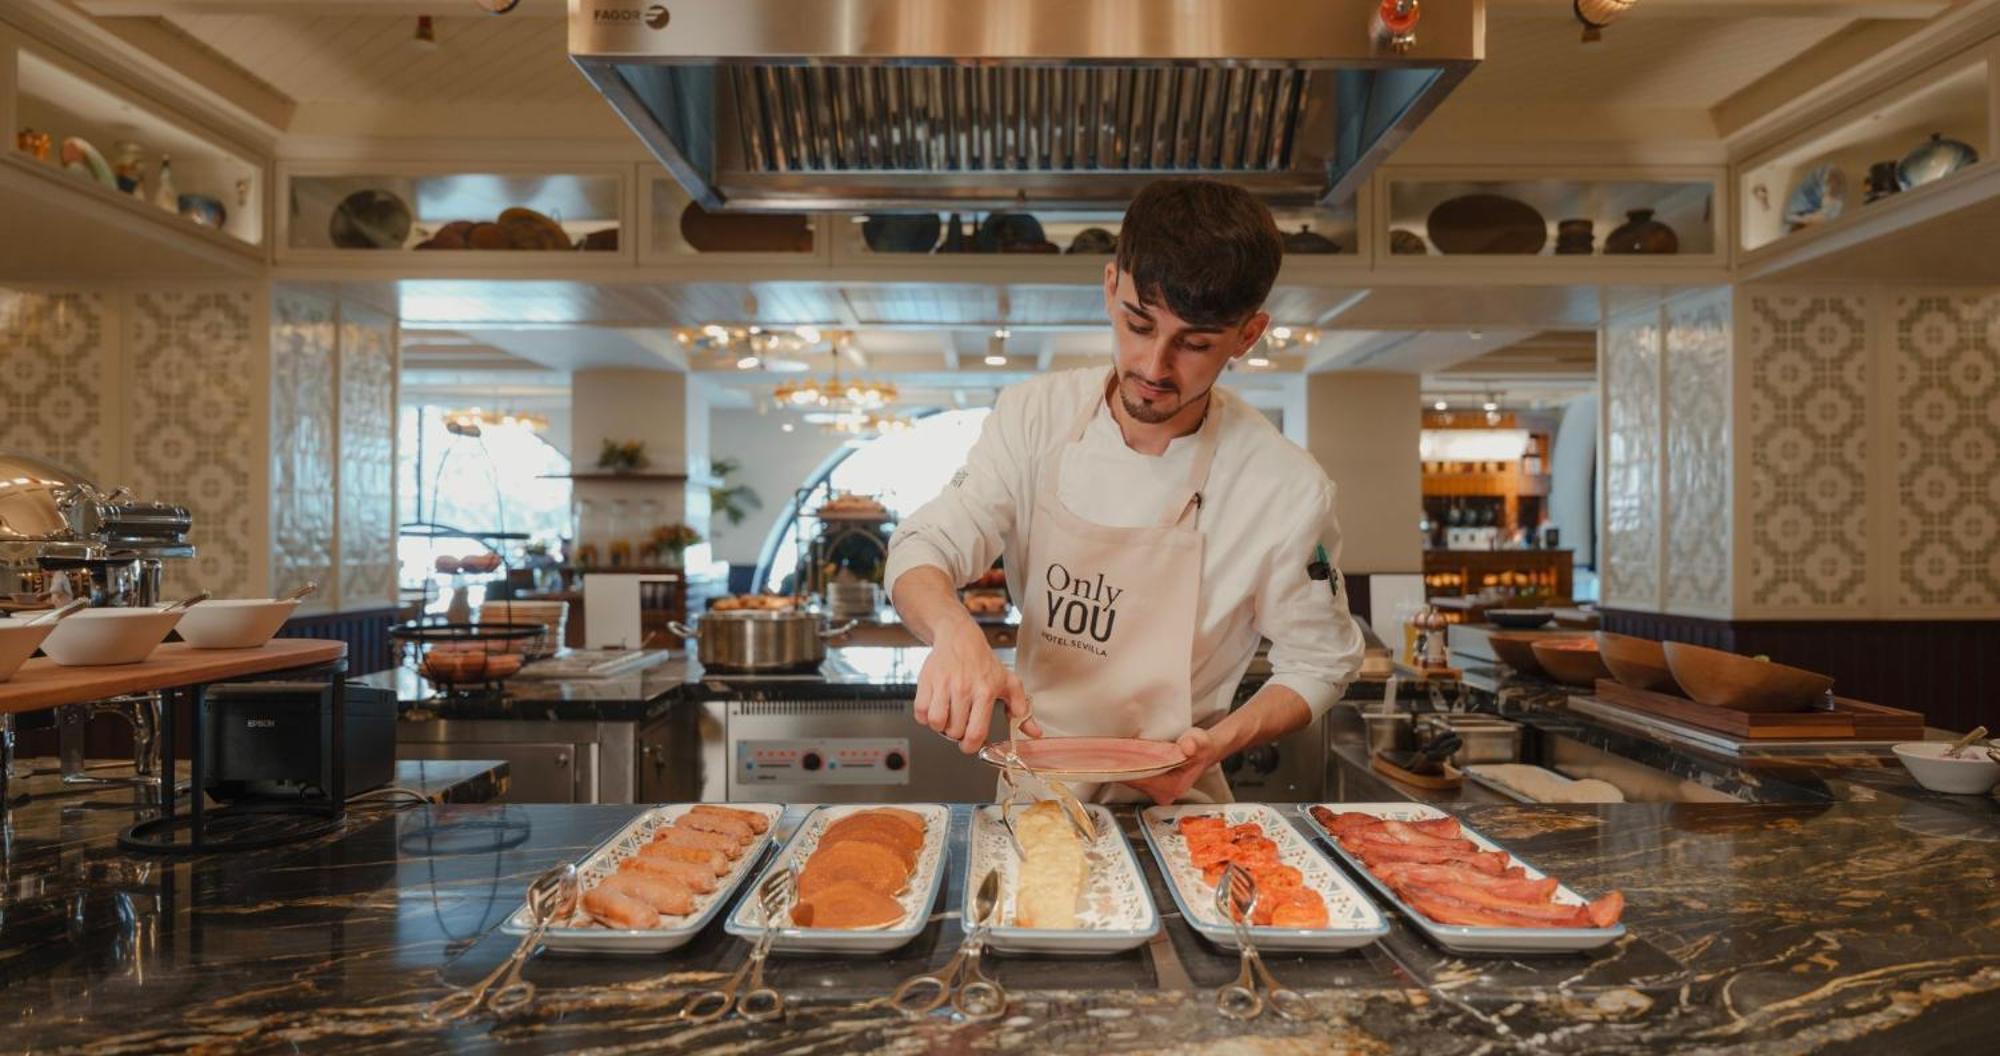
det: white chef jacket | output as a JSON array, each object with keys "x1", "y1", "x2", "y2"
[{"x1": 885, "y1": 367, "x2": 1365, "y2": 727}]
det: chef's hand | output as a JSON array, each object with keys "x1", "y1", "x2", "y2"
[
  {"x1": 914, "y1": 621, "x2": 1042, "y2": 754},
  {"x1": 1123, "y1": 727, "x2": 1226, "y2": 805}
]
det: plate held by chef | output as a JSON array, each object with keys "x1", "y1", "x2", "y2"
[{"x1": 886, "y1": 178, "x2": 1366, "y2": 804}]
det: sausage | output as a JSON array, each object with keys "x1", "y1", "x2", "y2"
[
  {"x1": 638, "y1": 840, "x2": 731, "y2": 876},
  {"x1": 621, "y1": 854, "x2": 719, "y2": 893},
  {"x1": 689, "y1": 804, "x2": 769, "y2": 834},
  {"x1": 582, "y1": 884, "x2": 660, "y2": 929},
  {"x1": 600, "y1": 871, "x2": 694, "y2": 916},
  {"x1": 655, "y1": 825, "x2": 742, "y2": 858},
  {"x1": 676, "y1": 811, "x2": 754, "y2": 845}
]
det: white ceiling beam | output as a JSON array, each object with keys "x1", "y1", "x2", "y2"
[
  {"x1": 77, "y1": 1, "x2": 568, "y2": 14},
  {"x1": 1484, "y1": 0, "x2": 1946, "y2": 16}
]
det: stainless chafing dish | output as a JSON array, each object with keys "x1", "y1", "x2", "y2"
[
  {"x1": 0, "y1": 452, "x2": 196, "y2": 798},
  {"x1": 0, "y1": 453, "x2": 191, "y2": 609}
]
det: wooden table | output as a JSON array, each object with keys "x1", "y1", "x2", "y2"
[
  {"x1": 0, "y1": 640, "x2": 347, "y2": 714},
  {"x1": 0, "y1": 639, "x2": 350, "y2": 854}
]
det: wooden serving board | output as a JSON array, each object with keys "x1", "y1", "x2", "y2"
[
  {"x1": 0, "y1": 640, "x2": 347, "y2": 714},
  {"x1": 1588, "y1": 680, "x2": 1923, "y2": 741}
]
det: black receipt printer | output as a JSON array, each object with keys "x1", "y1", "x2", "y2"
[{"x1": 203, "y1": 681, "x2": 396, "y2": 802}]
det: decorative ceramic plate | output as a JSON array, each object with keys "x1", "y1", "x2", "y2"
[
  {"x1": 58, "y1": 137, "x2": 114, "y2": 188},
  {"x1": 978, "y1": 736, "x2": 1186, "y2": 782},
  {"x1": 965, "y1": 803, "x2": 1159, "y2": 955},
  {"x1": 1301, "y1": 802, "x2": 1627, "y2": 955},
  {"x1": 1898, "y1": 133, "x2": 1979, "y2": 190},
  {"x1": 329, "y1": 188, "x2": 413, "y2": 249},
  {"x1": 726, "y1": 803, "x2": 950, "y2": 954},
  {"x1": 1426, "y1": 194, "x2": 1547, "y2": 255},
  {"x1": 1139, "y1": 803, "x2": 1387, "y2": 952},
  {"x1": 1783, "y1": 163, "x2": 1846, "y2": 230},
  {"x1": 500, "y1": 802, "x2": 783, "y2": 954}
]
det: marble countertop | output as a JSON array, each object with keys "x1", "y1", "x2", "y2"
[{"x1": 5, "y1": 786, "x2": 1995, "y2": 1054}]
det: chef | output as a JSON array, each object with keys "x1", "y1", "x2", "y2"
[{"x1": 885, "y1": 178, "x2": 1365, "y2": 804}]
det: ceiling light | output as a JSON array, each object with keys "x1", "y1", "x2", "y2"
[
  {"x1": 993, "y1": 327, "x2": 1011, "y2": 340},
  {"x1": 1482, "y1": 399, "x2": 1499, "y2": 412},
  {"x1": 736, "y1": 355, "x2": 761, "y2": 370},
  {"x1": 1575, "y1": 0, "x2": 1638, "y2": 43},
  {"x1": 983, "y1": 354, "x2": 1008, "y2": 366},
  {"x1": 781, "y1": 422, "x2": 795, "y2": 432},
  {"x1": 1246, "y1": 356, "x2": 1271, "y2": 368},
  {"x1": 703, "y1": 324, "x2": 729, "y2": 340},
  {"x1": 796, "y1": 326, "x2": 821, "y2": 344},
  {"x1": 1271, "y1": 326, "x2": 1292, "y2": 341},
  {"x1": 1433, "y1": 400, "x2": 1449, "y2": 411}
]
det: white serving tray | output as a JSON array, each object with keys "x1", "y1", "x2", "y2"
[
  {"x1": 1300, "y1": 802, "x2": 1627, "y2": 955},
  {"x1": 501, "y1": 802, "x2": 783, "y2": 955},
  {"x1": 1138, "y1": 803, "x2": 1388, "y2": 952},
  {"x1": 963, "y1": 804, "x2": 1159, "y2": 955},
  {"x1": 725, "y1": 803, "x2": 950, "y2": 954}
]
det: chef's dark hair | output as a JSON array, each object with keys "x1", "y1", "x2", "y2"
[{"x1": 1116, "y1": 178, "x2": 1283, "y2": 328}]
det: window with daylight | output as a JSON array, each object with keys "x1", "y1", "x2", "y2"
[
  {"x1": 759, "y1": 408, "x2": 991, "y2": 592},
  {"x1": 397, "y1": 404, "x2": 572, "y2": 594}
]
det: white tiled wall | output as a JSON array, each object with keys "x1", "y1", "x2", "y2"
[
  {"x1": 1601, "y1": 286, "x2": 1999, "y2": 620},
  {"x1": 0, "y1": 283, "x2": 394, "y2": 611}
]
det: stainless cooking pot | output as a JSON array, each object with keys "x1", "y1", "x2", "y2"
[{"x1": 668, "y1": 610, "x2": 857, "y2": 672}]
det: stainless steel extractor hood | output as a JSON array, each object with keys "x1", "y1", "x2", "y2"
[{"x1": 570, "y1": 0, "x2": 1483, "y2": 211}]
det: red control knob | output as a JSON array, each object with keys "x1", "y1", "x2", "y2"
[{"x1": 801, "y1": 752, "x2": 823, "y2": 772}]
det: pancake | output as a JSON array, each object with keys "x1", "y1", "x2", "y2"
[
  {"x1": 798, "y1": 839, "x2": 911, "y2": 899},
  {"x1": 790, "y1": 881, "x2": 904, "y2": 929},
  {"x1": 818, "y1": 817, "x2": 920, "y2": 866},
  {"x1": 824, "y1": 812, "x2": 924, "y2": 854}
]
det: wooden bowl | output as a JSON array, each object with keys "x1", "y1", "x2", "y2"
[
  {"x1": 1662, "y1": 642, "x2": 1833, "y2": 712},
  {"x1": 1486, "y1": 633, "x2": 1548, "y2": 677},
  {"x1": 1596, "y1": 632, "x2": 1680, "y2": 694},
  {"x1": 1531, "y1": 638, "x2": 1612, "y2": 687}
]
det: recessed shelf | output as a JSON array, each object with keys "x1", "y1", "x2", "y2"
[{"x1": 1740, "y1": 53, "x2": 1990, "y2": 256}]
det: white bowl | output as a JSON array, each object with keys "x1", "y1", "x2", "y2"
[
  {"x1": 0, "y1": 620, "x2": 58, "y2": 681},
  {"x1": 1892, "y1": 741, "x2": 2000, "y2": 795},
  {"x1": 176, "y1": 598, "x2": 300, "y2": 649},
  {"x1": 39, "y1": 608, "x2": 184, "y2": 666}
]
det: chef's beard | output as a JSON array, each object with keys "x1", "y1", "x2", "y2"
[{"x1": 1118, "y1": 372, "x2": 1203, "y2": 424}]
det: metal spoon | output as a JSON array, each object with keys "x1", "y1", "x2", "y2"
[
  {"x1": 276, "y1": 581, "x2": 319, "y2": 603},
  {"x1": 158, "y1": 591, "x2": 211, "y2": 614},
  {"x1": 25, "y1": 599, "x2": 90, "y2": 625}
]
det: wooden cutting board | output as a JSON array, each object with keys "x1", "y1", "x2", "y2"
[{"x1": 1588, "y1": 679, "x2": 1923, "y2": 741}]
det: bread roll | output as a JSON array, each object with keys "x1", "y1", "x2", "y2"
[{"x1": 1014, "y1": 801, "x2": 1087, "y2": 929}]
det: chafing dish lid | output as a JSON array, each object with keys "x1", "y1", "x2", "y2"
[{"x1": 0, "y1": 453, "x2": 98, "y2": 543}]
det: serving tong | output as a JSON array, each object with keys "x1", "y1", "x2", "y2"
[
  {"x1": 681, "y1": 866, "x2": 796, "y2": 1025},
  {"x1": 426, "y1": 864, "x2": 578, "y2": 1022},
  {"x1": 890, "y1": 869, "x2": 1007, "y2": 1020},
  {"x1": 1213, "y1": 863, "x2": 1310, "y2": 1022},
  {"x1": 993, "y1": 711, "x2": 1097, "y2": 848}
]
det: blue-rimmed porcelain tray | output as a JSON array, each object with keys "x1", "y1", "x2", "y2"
[
  {"x1": 726, "y1": 803, "x2": 949, "y2": 954},
  {"x1": 1301, "y1": 802, "x2": 1627, "y2": 955},
  {"x1": 501, "y1": 802, "x2": 783, "y2": 954},
  {"x1": 964, "y1": 804, "x2": 1159, "y2": 955},
  {"x1": 1139, "y1": 803, "x2": 1387, "y2": 952}
]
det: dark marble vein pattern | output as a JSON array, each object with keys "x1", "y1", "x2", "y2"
[{"x1": 3, "y1": 787, "x2": 1996, "y2": 1055}]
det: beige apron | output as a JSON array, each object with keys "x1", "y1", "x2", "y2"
[{"x1": 1013, "y1": 371, "x2": 1232, "y2": 805}]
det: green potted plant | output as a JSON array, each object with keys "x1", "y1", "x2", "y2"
[
  {"x1": 649, "y1": 523, "x2": 702, "y2": 569},
  {"x1": 709, "y1": 458, "x2": 763, "y2": 527},
  {"x1": 596, "y1": 439, "x2": 650, "y2": 474}
]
